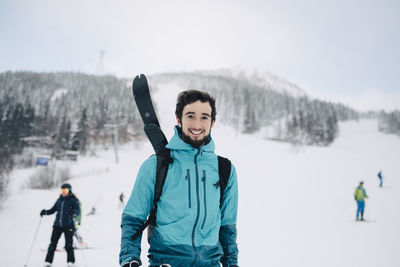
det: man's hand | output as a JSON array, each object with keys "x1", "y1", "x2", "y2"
[
  {"x1": 122, "y1": 261, "x2": 139, "y2": 267},
  {"x1": 40, "y1": 209, "x2": 46, "y2": 217}
]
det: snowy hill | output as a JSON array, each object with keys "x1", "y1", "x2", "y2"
[
  {"x1": 1, "y1": 77, "x2": 399, "y2": 267},
  {"x1": 199, "y1": 68, "x2": 307, "y2": 98},
  {"x1": 0, "y1": 70, "x2": 358, "y2": 159}
]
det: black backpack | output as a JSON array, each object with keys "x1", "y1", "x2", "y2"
[{"x1": 131, "y1": 147, "x2": 231, "y2": 241}]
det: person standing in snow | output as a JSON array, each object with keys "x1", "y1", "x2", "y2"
[
  {"x1": 40, "y1": 183, "x2": 80, "y2": 267},
  {"x1": 377, "y1": 170, "x2": 383, "y2": 188},
  {"x1": 119, "y1": 90, "x2": 239, "y2": 267},
  {"x1": 86, "y1": 206, "x2": 96, "y2": 216},
  {"x1": 119, "y1": 192, "x2": 125, "y2": 209},
  {"x1": 354, "y1": 181, "x2": 368, "y2": 221}
]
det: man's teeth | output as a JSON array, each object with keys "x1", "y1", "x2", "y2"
[{"x1": 190, "y1": 130, "x2": 203, "y2": 135}]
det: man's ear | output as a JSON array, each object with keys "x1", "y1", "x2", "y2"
[
  {"x1": 176, "y1": 117, "x2": 182, "y2": 127},
  {"x1": 211, "y1": 119, "x2": 216, "y2": 129}
]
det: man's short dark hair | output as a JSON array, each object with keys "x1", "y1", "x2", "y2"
[{"x1": 175, "y1": 90, "x2": 216, "y2": 123}]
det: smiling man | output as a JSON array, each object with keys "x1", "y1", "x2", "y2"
[{"x1": 120, "y1": 90, "x2": 239, "y2": 267}]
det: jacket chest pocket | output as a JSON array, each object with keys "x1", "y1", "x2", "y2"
[
  {"x1": 185, "y1": 169, "x2": 192, "y2": 208},
  {"x1": 201, "y1": 169, "x2": 220, "y2": 229}
]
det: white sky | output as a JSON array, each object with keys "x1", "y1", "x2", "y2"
[{"x1": 1, "y1": 0, "x2": 399, "y2": 111}]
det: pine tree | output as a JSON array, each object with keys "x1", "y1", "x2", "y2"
[
  {"x1": 55, "y1": 111, "x2": 73, "y2": 152},
  {"x1": 71, "y1": 108, "x2": 89, "y2": 155},
  {"x1": 65, "y1": 121, "x2": 71, "y2": 149},
  {"x1": 22, "y1": 102, "x2": 35, "y2": 138}
]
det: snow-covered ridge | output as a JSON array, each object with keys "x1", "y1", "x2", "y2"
[{"x1": 198, "y1": 68, "x2": 307, "y2": 98}]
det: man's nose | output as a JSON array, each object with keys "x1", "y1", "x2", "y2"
[{"x1": 192, "y1": 118, "x2": 202, "y2": 128}]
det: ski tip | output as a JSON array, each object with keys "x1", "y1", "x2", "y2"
[
  {"x1": 132, "y1": 74, "x2": 147, "y2": 88},
  {"x1": 133, "y1": 74, "x2": 146, "y2": 80}
]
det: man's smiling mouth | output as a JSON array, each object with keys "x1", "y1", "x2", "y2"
[{"x1": 189, "y1": 129, "x2": 204, "y2": 136}]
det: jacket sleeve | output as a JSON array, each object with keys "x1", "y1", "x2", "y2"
[
  {"x1": 219, "y1": 164, "x2": 239, "y2": 267},
  {"x1": 119, "y1": 156, "x2": 156, "y2": 266},
  {"x1": 363, "y1": 188, "x2": 368, "y2": 198},
  {"x1": 46, "y1": 199, "x2": 59, "y2": 215}
]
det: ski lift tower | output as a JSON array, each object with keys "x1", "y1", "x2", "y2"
[{"x1": 104, "y1": 123, "x2": 126, "y2": 163}]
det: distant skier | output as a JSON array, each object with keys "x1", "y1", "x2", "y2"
[
  {"x1": 40, "y1": 183, "x2": 80, "y2": 267},
  {"x1": 86, "y1": 206, "x2": 96, "y2": 216},
  {"x1": 354, "y1": 181, "x2": 369, "y2": 221},
  {"x1": 118, "y1": 192, "x2": 125, "y2": 209},
  {"x1": 377, "y1": 170, "x2": 383, "y2": 188}
]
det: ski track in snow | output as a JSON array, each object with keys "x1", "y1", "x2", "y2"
[{"x1": 1, "y1": 83, "x2": 400, "y2": 267}]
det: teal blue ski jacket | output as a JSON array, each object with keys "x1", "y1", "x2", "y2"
[{"x1": 120, "y1": 126, "x2": 239, "y2": 267}]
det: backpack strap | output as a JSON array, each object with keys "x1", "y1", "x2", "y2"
[
  {"x1": 131, "y1": 148, "x2": 172, "y2": 241},
  {"x1": 217, "y1": 156, "x2": 232, "y2": 207}
]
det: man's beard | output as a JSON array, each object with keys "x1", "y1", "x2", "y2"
[{"x1": 181, "y1": 131, "x2": 211, "y2": 148}]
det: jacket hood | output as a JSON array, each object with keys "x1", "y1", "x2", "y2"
[{"x1": 166, "y1": 125, "x2": 215, "y2": 153}]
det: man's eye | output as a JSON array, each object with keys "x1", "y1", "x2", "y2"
[
  {"x1": 187, "y1": 115, "x2": 195, "y2": 119},
  {"x1": 201, "y1": 116, "x2": 209, "y2": 120}
]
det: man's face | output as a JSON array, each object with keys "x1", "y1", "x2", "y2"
[
  {"x1": 61, "y1": 188, "x2": 69, "y2": 197},
  {"x1": 177, "y1": 100, "x2": 215, "y2": 148}
]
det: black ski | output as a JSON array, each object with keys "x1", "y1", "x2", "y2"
[
  {"x1": 132, "y1": 74, "x2": 160, "y2": 126},
  {"x1": 132, "y1": 74, "x2": 168, "y2": 154},
  {"x1": 130, "y1": 74, "x2": 173, "y2": 241}
]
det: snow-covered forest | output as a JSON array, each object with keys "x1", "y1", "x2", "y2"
[
  {"x1": 378, "y1": 110, "x2": 400, "y2": 136},
  {"x1": 0, "y1": 69, "x2": 388, "y2": 203},
  {"x1": 152, "y1": 72, "x2": 359, "y2": 145}
]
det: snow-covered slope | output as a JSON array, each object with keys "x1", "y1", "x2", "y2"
[
  {"x1": 0, "y1": 85, "x2": 399, "y2": 267},
  {"x1": 200, "y1": 68, "x2": 307, "y2": 97}
]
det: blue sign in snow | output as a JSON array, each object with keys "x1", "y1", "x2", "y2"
[{"x1": 36, "y1": 157, "x2": 49, "y2": 166}]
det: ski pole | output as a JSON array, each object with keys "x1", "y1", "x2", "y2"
[{"x1": 24, "y1": 217, "x2": 42, "y2": 267}]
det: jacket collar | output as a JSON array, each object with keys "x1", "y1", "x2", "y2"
[
  {"x1": 59, "y1": 193, "x2": 72, "y2": 199},
  {"x1": 166, "y1": 125, "x2": 215, "y2": 153}
]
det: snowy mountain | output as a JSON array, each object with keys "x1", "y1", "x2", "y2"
[
  {"x1": 0, "y1": 70, "x2": 359, "y2": 152},
  {"x1": 199, "y1": 68, "x2": 307, "y2": 98},
  {"x1": 151, "y1": 72, "x2": 358, "y2": 145},
  {"x1": 0, "y1": 70, "x2": 366, "y2": 208}
]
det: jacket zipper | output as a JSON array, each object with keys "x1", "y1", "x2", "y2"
[
  {"x1": 191, "y1": 148, "x2": 201, "y2": 265},
  {"x1": 60, "y1": 199, "x2": 64, "y2": 227},
  {"x1": 201, "y1": 170, "x2": 207, "y2": 229},
  {"x1": 186, "y1": 169, "x2": 191, "y2": 208}
]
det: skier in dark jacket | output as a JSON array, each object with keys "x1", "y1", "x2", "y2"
[
  {"x1": 40, "y1": 183, "x2": 80, "y2": 267},
  {"x1": 377, "y1": 170, "x2": 383, "y2": 187}
]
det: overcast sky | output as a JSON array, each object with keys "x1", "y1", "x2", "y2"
[{"x1": 1, "y1": 0, "x2": 399, "y2": 111}]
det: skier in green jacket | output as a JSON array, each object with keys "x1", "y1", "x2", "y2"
[{"x1": 354, "y1": 181, "x2": 368, "y2": 221}]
